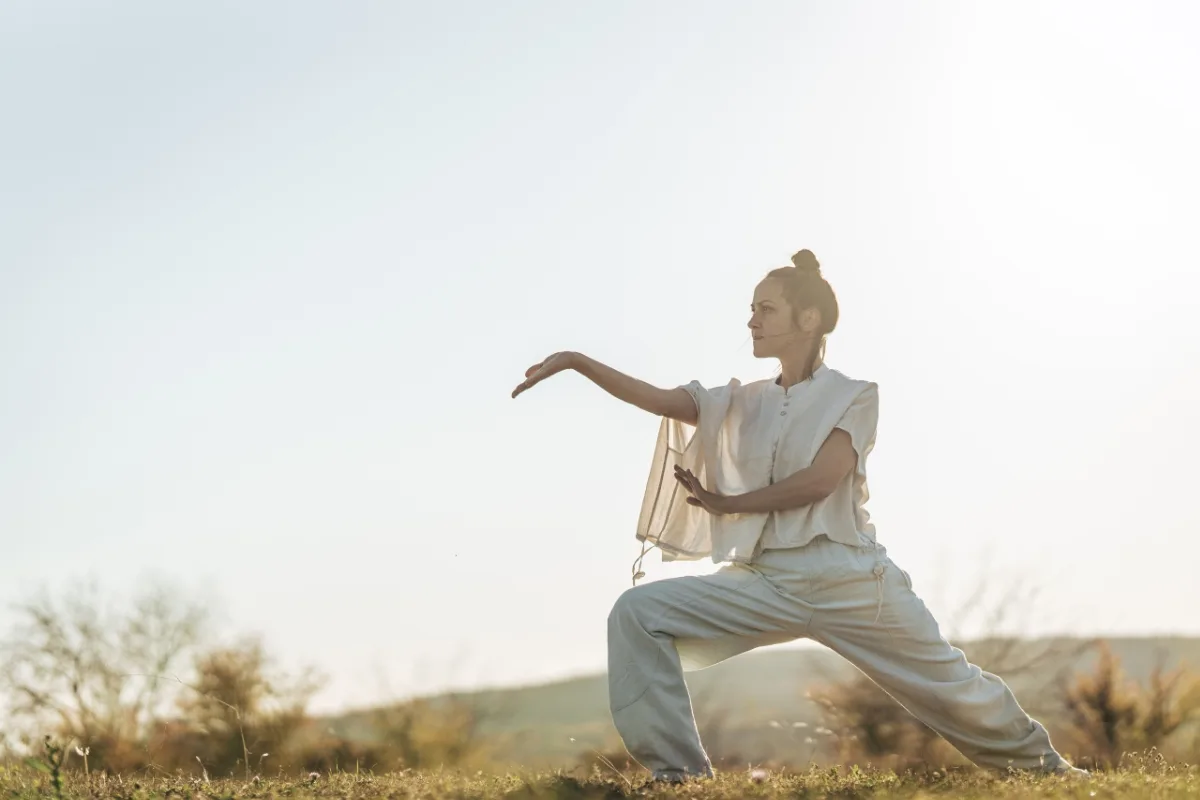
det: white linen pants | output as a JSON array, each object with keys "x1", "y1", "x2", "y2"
[{"x1": 607, "y1": 536, "x2": 1069, "y2": 780}]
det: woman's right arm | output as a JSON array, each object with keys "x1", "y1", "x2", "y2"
[{"x1": 511, "y1": 351, "x2": 698, "y2": 425}]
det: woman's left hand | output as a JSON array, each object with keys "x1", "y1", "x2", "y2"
[{"x1": 674, "y1": 466, "x2": 731, "y2": 515}]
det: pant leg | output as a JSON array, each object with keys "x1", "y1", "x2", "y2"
[
  {"x1": 607, "y1": 564, "x2": 812, "y2": 780},
  {"x1": 806, "y1": 554, "x2": 1070, "y2": 772}
]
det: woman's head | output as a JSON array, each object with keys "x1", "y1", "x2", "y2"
[{"x1": 748, "y1": 249, "x2": 839, "y2": 376}]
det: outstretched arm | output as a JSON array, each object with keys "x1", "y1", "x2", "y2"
[{"x1": 512, "y1": 351, "x2": 698, "y2": 425}]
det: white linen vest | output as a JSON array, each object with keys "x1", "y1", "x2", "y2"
[{"x1": 635, "y1": 365, "x2": 878, "y2": 566}]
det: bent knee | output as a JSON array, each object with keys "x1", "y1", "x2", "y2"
[{"x1": 608, "y1": 585, "x2": 658, "y2": 631}]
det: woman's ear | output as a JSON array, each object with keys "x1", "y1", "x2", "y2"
[{"x1": 798, "y1": 307, "x2": 821, "y2": 333}]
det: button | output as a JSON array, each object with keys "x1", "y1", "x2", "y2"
[{"x1": 780, "y1": 411, "x2": 787, "y2": 416}]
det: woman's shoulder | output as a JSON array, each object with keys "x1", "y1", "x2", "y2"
[
  {"x1": 823, "y1": 367, "x2": 877, "y2": 392},
  {"x1": 824, "y1": 371, "x2": 879, "y2": 413}
]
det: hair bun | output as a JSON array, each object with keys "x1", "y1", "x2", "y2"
[{"x1": 791, "y1": 249, "x2": 821, "y2": 274}]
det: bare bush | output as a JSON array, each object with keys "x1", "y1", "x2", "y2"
[
  {"x1": 1057, "y1": 643, "x2": 1200, "y2": 769},
  {"x1": 372, "y1": 693, "x2": 488, "y2": 769},
  {"x1": 0, "y1": 578, "x2": 493, "y2": 777},
  {"x1": 169, "y1": 637, "x2": 325, "y2": 777},
  {"x1": 0, "y1": 580, "x2": 206, "y2": 770},
  {"x1": 293, "y1": 693, "x2": 490, "y2": 774},
  {"x1": 0, "y1": 581, "x2": 329, "y2": 777},
  {"x1": 809, "y1": 674, "x2": 958, "y2": 772}
]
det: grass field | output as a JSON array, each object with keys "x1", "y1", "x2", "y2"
[{"x1": 2, "y1": 761, "x2": 1197, "y2": 799}]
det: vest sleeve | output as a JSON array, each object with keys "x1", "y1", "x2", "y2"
[
  {"x1": 834, "y1": 382, "x2": 879, "y2": 478},
  {"x1": 677, "y1": 379, "x2": 738, "y2": 427}
]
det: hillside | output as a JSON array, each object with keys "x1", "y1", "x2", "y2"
[{"x1": 321, "y1": 637, "x2": 1200, "y2": 768}]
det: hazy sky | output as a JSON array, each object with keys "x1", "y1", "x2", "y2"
[{"x1": 3, "y1": 1, "x2": 1199, "y2": 713}]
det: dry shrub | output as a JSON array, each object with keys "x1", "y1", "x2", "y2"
[
  {"x1": 1057, "y1": 642, "x2": 1200, "y2": 769},
  {"x1": 167, "y1": 637, "x2": 324, "y2": 777},
  {"x1": 809, "y1": 674, "x2": 962, "y2": 772},
  {"x1": 287, "y1": 734, "x2": 395, "y2": 774},
  {"x1": 1, "y1": 580, "x2": 498, "y2": 777},
  {"x1": 372, "y1": 694, "x2": 488, "y2": 769},
  {"x1": 0, "y1": 581, "x2": 206, "y2": 773},
  {"x1": 293, "y1": 693, "x2": 489, "y2": 774},
  {"x1": 1, "y1": 582, "x2": 328, "y2": 776}
]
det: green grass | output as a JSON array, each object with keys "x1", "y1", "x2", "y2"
[{"x1": 2, "y1": 762, "x2": 1197, "y2": 800}]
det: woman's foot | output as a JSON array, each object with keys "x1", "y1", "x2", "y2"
[{"x1": 649, "y1": 767, "x2": 713, "y2": 784}]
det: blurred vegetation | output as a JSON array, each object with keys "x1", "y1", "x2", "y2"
[
  {"x1": 0, "y1": 582, "x2": 486, "y2": 778},
  {"x1": 1, "y1": 578, "x2": 1198, "y2": 782},
  {"x1": 1056, "y1": 641, "x2": 1200, "y2": 769}
]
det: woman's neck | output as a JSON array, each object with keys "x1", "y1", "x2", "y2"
[{"x1": 777, "y1": 357, "x2": 823, "y2": 389}]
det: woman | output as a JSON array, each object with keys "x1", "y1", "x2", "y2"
[{"x1": 511, "y1": 250, "x2": 1084, "y2": 782}]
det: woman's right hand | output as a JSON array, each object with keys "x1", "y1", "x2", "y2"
[{"x1": 511, "y1": 351, "x2": 579, "y2": 398}]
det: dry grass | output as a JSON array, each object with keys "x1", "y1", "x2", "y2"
[{"x1": 1, "y1": 758, "x2": 1198, "y2": 800}]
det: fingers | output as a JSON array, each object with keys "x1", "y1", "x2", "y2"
[
  {"x1": 673, "y1": 466, "x2": 698, "y2": 494},
  {"x1": 513, "y1": 353, "x2": 569, "y2": 398},
  {"x1": 674, "y1": 468, "x2": 710, "y2": 510},
  {"x1": 524, "y1": 352, "x2": 563, "y2": 378},
  {"x1": 512, "y1": 367, "x2": 548, "y2": 398},
  {"x1": 674, "y1": 467, "x2": 715, "y2": 512}
]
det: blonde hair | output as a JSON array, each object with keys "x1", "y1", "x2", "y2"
[{"x1": 763, "y1": 249, "x2": 839, "y2": 380}]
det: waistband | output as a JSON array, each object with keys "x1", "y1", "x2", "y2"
[{"x1": 750, "y1": 534, "x2": 890, "y2": 624}]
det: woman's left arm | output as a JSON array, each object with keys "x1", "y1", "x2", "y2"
[{"x1": 721, "y1": 428, "x2": 857, "y2": 514}]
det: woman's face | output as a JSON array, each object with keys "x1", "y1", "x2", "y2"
[{"x1": 748, "y1": 277, "x2": 817, "y2": 358}]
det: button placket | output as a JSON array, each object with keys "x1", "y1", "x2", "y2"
[{"x1": 771, "y1": 397, "x2": 787, "y2": 480}]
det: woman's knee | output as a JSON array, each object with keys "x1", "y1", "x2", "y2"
[{"x1": 608, "y1": 584, "x2": 659, "y2": 633}]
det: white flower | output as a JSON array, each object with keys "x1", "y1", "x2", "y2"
[
  {"x1": 749, "y1": 768, "x2": 769, "y2": 783},
  {"x1": 793, "y1": 722, "x2": 808, "y2": 728},
  {"x1": 768, "y1": 720, "x2": 782, "y2": 729}
]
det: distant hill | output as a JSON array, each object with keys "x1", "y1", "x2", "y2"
[{"x1": 320, "y1": 637, "x2": 1200, "y2": 769}]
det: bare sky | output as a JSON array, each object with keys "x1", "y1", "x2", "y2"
[{"x1": 2, "y1": 1, "x2": 1198, "y2": 713}]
